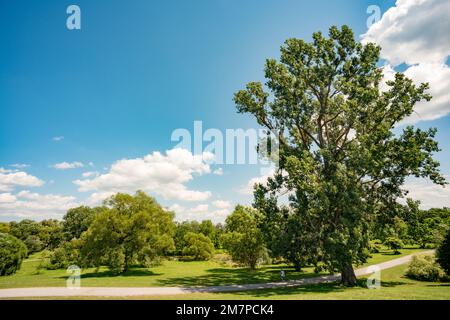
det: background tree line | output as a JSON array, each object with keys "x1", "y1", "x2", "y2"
[{"x1": 1, "y1": 189, "x2": 449, "y2": 277}]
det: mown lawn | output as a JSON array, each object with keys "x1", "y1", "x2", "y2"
[
  {"x1": 90, "y1": 263, "x2": 449, "y2": 300},
  {"x1": 6, "y1": 254, "x2": 450, "y2": 300},
  {"x1": 0, "y1": 248, "x2": 428, "y2": 289}
]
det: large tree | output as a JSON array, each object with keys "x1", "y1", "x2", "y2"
[
  {"x1": 234, "y1": 25, "x2": 446, "y2": 286},
  {"x1": 63, "y1": 206, "x2": 100, "y2": 241},
  {"x1": 80, "y1": 191, "x2": 175, "y2": 273}
]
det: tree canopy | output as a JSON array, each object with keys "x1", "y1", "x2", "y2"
[
  {"x1": 223, "y1": 205, "x2": 268, "y2": 269},
  {"x1": 80, "y1": 191, "x2": 176, "y2": 273}
]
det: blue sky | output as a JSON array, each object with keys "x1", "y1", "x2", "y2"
[{"x1": 1, "y1": 0, "x2": 449, "y2": 222}]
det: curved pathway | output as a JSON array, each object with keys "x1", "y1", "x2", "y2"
[{"x1": 0, "y1": 250, "x2": 434, "y2": 298}]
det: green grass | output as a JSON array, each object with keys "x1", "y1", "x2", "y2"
[
  {"x1": 89, "y1": 263, "x2": 449, "y2": 300},
  {"x1": 7, "y1": 256, "x2": 450, "y2": 300},
  {"x1": 0, "y1": 248, "x2": 428, "y2": 289}
]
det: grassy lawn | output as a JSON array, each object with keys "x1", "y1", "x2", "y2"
[
  {"x1": 6, "y1": 256, "x2": 450, "y2": 300},
  {"x1": 0, "y1": 248, "x2": 428, "y2": 289},
  {"x1": 92, "y1": 263, "x2": 449, "y2": 300}
]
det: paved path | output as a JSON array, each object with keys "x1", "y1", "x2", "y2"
[{"x1": 0, "y1": 250, "x2": 434, "y2": 298}]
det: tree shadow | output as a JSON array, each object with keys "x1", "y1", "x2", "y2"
[
  {"x1": 59, "y1": 268, "x2": 162, "y2": 279},
  {"x1": 202, "y1": 279, "x2": 410, "y2": 298},
  {"x1": 156, "y1": 266, "x2": 324, "y2": 287}
]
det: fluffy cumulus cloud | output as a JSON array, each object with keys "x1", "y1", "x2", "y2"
[
  {"x1": 82, "y1": 171, "x2": 99, "y2": 178},
  {"x1": 75, "y1": 149, "x2": 213, "y2": 204},
  {"x1": 168, "y1": 200, "x2": 232, "y2": 223},
  {"x1": 0, "y1": 190, "x2": 78, "y2": 219},
  {"x1": 0, "y1": 193, "x2": 17, "y2": 203},
  {"x1": 402, "y1": 176, "x2": 450, "y2": 209},
  {"x1": 52, "y1": 161, "x2": 84, "y2": 170},
  {"x1": 238, "y1": 168, "x2": 276, "y2": 195},
  {"x1": 362, "y1": 0, "x2": 450, "y2": 123},
  {"x1": 0, "y1": 168, "x2": 44, "y2": 192},
  {"x1": 212, "y1": 200, "x2": 232, "y2": 210}
]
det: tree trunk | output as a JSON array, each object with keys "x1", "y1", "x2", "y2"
[
  {"x1": 341, "y1": 262, "x2": 357, "y2": 286},
  {"x1": 293, "y1": 260, "x2": 302, "y2": 272}
]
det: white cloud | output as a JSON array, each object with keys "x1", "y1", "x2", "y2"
[
  {"x1": 212, "y1": 200, "x2": 231, "y2": 209},
  {"x1": 0, "y1": 193, "x2": 17, "y2": 203},
  {"x1": 0, "y1": 169, "x2": 44, "y2": 192},
  {"x1": 52, "y1": 162, "x2": 84, "y2": 170},
  {"x1": 10, "y1": 164, "x2": 30, "y2": 169},
  {"x1": 0, "y1": 191, "x2": 78, "y2": 219},
  {"x1": 74, "y1": 148, "x2": 213, "y2": 203},
  {"x1": 362, "y1": 0, "x2": 450, "y2": 123},
  {"x1": 52, "y1": 136, "x2": 64, "y2": 142},
  {"x1": 238, "y1": 169, "x2": 275, "y2": 195},
  {"x1": 401, "y1": 63, "x2": 450, "y2": 123},
  {"x1": 402, "y1": 177, "x2": 450, "y2": 209},
  {"x1": 82, "y1": 171, "x2": 99, "y2": 178},
  {"x1": 168, "y1": 202, "x2": 231, "y2": 223},
  {"x1": 213, "y1": 168, "x2": 224, "y2": 176},
  {"x1": 84, "y1": 191, "x2": 115, "y2": 206}
]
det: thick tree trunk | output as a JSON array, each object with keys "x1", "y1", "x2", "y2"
[{"x1": 341, "y1": 262, "x2": 357, "y2": 286}]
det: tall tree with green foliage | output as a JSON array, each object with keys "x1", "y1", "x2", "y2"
[
  {"x1": 182, "y1": 232, "x2": 214, "y2": 260},
  {"x1": 223, "y1": 205, "x2": 267, "y2": 269},
  {"x1": 0, "y1": 233, "x2": 27, "y2": 276},
  {"x1": 437, "y1": 228, "x2": 450, "y2": 276},
  {"x1": 234, "y1": 25, "x2": 446, "y2": 285},
  {"x1": 80, "y1": 191, "x2": 176, "y2": 273},
  {"x1": 63, "y1": 206, "x2": 100, "y2": 240}
]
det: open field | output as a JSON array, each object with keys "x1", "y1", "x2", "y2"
[{"x1": 0, "y1": 248, "x2": 433, "y2": 290}]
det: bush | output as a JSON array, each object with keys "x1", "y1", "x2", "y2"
[
  {"x1": 406, "y1": 255, "x2": 445, "y2": 282},
  {"x1": 0, "y1": 233, "x2": 28, "y2": 276},
  {"x1": 384, "y1": 237, "x2": 404, "y2": 254},
  {"x1": 46, "y1": 240, "x2": 80, "y2": 270},
  {"x1": 24, "y1": 235, "x2": 44, "y2": 254},
  {"x1": 437, "y1": 229, "x2": 450, "y2": 276},
  {"x1": 369, "y1": 240, "x2": 383, "y2": 253},
  {"x1": 182, "y1": 232, "x2": 214, "y2": 260},
  {"x1": 223, "y1": 206, "x2": 267, "y2": 269}
]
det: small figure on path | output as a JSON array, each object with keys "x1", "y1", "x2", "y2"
[{"x1": 280, "y1": 269, "x2": 286, "y2": 281}]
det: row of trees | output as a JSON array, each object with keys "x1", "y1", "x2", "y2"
[
  {"x1": 1, "y1": 190, "x2": 449, "y2": 278},
  {"x1": 0, "y1": 192, "x2": 227, "y2": 274}
]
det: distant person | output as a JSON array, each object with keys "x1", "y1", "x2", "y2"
[{"x1": 280, "y1": 269, "x2": 286, "y2": 281}]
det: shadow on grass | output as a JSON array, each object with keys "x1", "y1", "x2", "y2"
[
  {"x1": 206, "y1": 279, "x2": 410, "y2": 298},
  {"x1": 59, "y1": 268, "x2": 162, "y2": 280},
  {"x1": 157, "y1": 266, "x2": 324, "y2": 287}
]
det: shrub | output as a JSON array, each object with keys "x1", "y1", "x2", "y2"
[
  {"x1": 406, "y1": 255, "x2": 444, "y2": 282},
  {"x1": 0, "y1": 233, "x2": 28, "y2": 276},
  {"x1": 182, "y1": 232, "x2": 214, "y2": 260},
  {"x1": 437, "y1": 229, "x2": 450, "y2": 276},
  {"x1": 24, "y1": 235, "x2": 44, "y2": 254},
  {"x1": 369, "y1": 240, "x2": 383, "y2": 253},
  {"x1": 223, "y1": 206, "x2": 268, "y2": 269},
  {"x1": 46, "y1": 240, "x2": 80, "y2": 270},
  {"x1": 384, "y1": 237, "x2": 404, "y2": 254}
]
